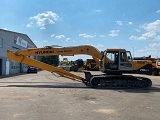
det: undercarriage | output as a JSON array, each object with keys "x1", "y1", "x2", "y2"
[{"x1": 84, "y1": 72, "x2": 152, "y2": 89}]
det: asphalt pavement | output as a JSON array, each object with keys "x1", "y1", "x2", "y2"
[{"x1": 0, "y1": 71, "x2": 160, "y2": 120}]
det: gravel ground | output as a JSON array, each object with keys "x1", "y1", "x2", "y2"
[{"x1": 0, "y1": 70, "x2": 160, "y2": 120}]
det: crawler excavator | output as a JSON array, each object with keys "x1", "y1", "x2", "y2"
[
  {"x1": 6, "y1": 45, "x2": 152, "y2": 88},
  {"x1": 133, "y1": 56, "x2": 160, "y2": 76}
]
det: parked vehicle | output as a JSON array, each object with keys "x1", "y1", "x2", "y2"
[{"x1": 27, "y1": 66, "x2": 38, "y2": 73}]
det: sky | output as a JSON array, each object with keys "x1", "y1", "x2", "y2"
[{"x1": 0, "y1": 0, "x2": 160, "y2": 61}]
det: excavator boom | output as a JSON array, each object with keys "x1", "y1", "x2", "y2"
[{"x1": 14, "y1": 45, "x2": 102, "y2": 66}]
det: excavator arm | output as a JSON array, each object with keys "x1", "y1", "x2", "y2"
[{"x1": 7, "y1": 50, "x2": 86, "y2": 82}]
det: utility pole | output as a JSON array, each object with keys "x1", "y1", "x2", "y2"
[{"x1": 132, "y1": 47, "x2": 134, "y2": 58}]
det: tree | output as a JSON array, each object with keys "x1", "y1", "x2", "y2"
[{"x1": 40, "y1": 55, "x2": 59, "y2": 66}]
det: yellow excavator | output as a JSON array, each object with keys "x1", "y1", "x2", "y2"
[
  {"x1": 133, "y1": 56, "x2": 160, "y2": 76},
  {"x1": 85, "y1": 59, "x2": 100, "y2": 71},
  {"x1": 6, "y1": 45, "x2": 152, "y2": 88}
]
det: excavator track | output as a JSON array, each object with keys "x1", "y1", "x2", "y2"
[{"x1": 84, "y1": 72, "x2": 152, "y2": 89}]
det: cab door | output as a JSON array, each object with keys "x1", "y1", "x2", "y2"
[
  {"x1": 119, "y1": 51, "x2": 133, "y2": 71},
  {"x1": 103, "y1": 52, "x2": 119, "y2": 70}
]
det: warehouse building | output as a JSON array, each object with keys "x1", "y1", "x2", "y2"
[{"x1": 0, "y1": 29, "x2": 37, "y2": 76}]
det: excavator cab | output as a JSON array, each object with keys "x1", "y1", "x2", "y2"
[{"x1": 101, "y1": 49, "x2": 133, "y2": 74}]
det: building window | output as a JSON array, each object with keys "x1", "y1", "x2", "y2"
[
  {"x1": 11, "y1": 61, "x2": 20, "y2": 69},
  {"x1": 0, "y1": 38, "x2": 3, "y2": 47}
]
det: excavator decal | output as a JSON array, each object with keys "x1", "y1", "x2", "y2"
[{"x1": 35, "y1": 50, "x2": 54, "y2": 54}]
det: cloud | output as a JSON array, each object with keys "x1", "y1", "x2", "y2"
[
  {"x1": 40, "y1": 27, "x2": 46, "y2": 30},
  {"x1": 134, "y1": 29, "x2": 141, "y2": 32},
  {"x1": 109, "y1": 30, "x2": 119, "y2": 37},
  {"x1": 155, "y1": 35, "x2": 160, "y2": 41},
  {"x1": 141, "y1": 20, "x2": 160, "y2": 32},
  {"x1": 51, "y1": 34, "x2": 55, "y2": 37},
  {"x1": 1, "y1": 28, "x2": 8, "y2": 30},
  {"x1": 55, "y1": 35, "x2": 65, "y2": 39},
  {"x1": 156, "y1": 10, "x2": 160, "y2": 14},
  {"x1": 51, "y1": 34, "x2": 71, "y2": 41},
  {"x1": 66, "y1": 38, "x2": 70, "y2": 41},
  {"x1": 79, "y1": 33, "x2": 96, "y2": 38},
  {"x1": 26, "y1": 22, "x2": 33, "y2": 28},
  {"x1": 130, "y1": 32, "x2": 156, "y2": 40},
  {"x1": 86, "y1": 44, "x2": 104, "y2": 48},
  {"x1": 73, "y1": 40, "x2": 76, "y2": 42},
  {"x1": 130, "y1": 20, "x2": 160, "y2": 40},
  {"x1": 115, "y1": 21, "x2": 123, "y2": 26},
  {"x1": 33, "y1": 40, "x2": 39, "y2": 43},
  {"x1": 128, "y1": 22, "x2": 133, "y2": 25},
  {"x1": 97, "y1": 44, "x2": 104, "y2": 47},
  {"x1": 135, "y1": 47, "x2": 158, "y2": 57},
  {"x1": 42, "y1": 40, "x2": 48, "y2": 42},
  {"x1": 131, "y1": 20, "x2": 160, "y2": 57},
  {"x1": 95, "y1": 9, "x2": 102, "y2": 13},
  {"x1": 149, "y1": 42, "x2": 160, "y2": 47},
  {"x1": 27, "y1": 11, "x2": 59, "y2": 29},
  {"x1": 99, "y1": 35, "x2": 105, "y2": 37},
  {"x1": 116, "y1": 21, "x2": 133, "y2": 26}
]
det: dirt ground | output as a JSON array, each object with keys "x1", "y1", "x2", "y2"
[{"x1": 0, "y1": 70, "x2": 160, "y2": 120}]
